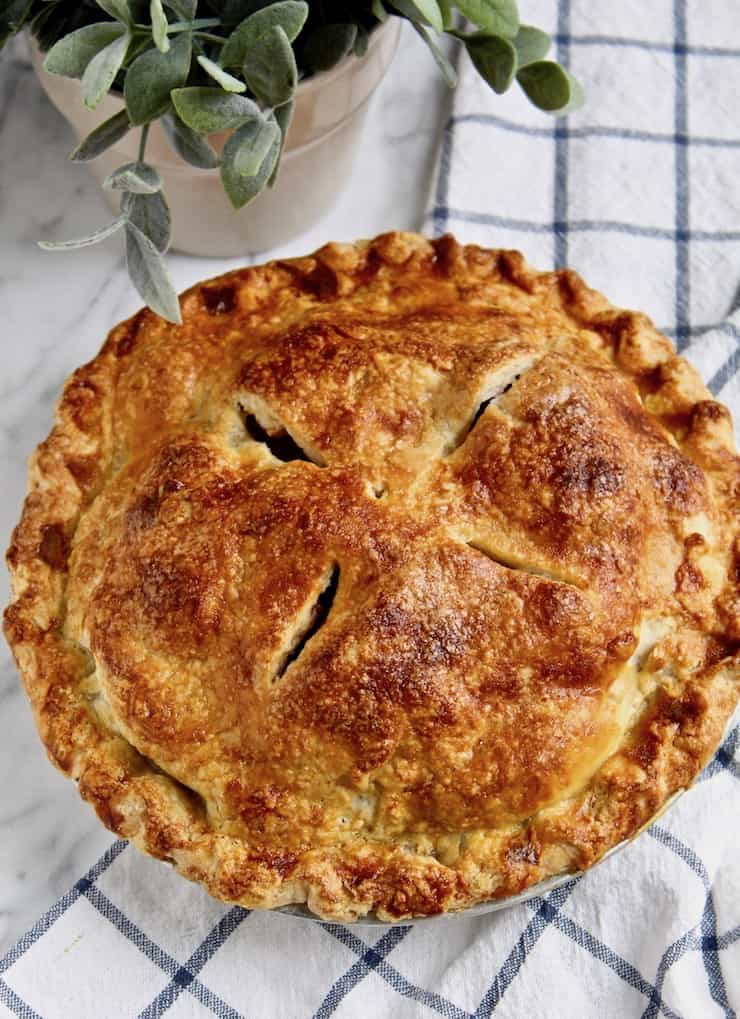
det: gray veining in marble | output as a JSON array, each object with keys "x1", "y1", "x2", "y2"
[{"x1": 0, "y1": 26, "x2": 455, "y2": 953}]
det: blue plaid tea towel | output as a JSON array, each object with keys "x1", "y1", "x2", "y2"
[{"x1": 2, "y1": 1, "x2": 739, "y2": 1017}]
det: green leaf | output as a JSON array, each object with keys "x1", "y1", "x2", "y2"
[
  {"x1": 38, "y1": 214, "x2": 127, "y2": 250},
  {"x1": 171, "y1": 86, "x2": 260, "y2": 132},
  {"x1": 267, "y1": 98, "x2": 293, "y2": 187},
  {"x1": 196, "y1": 54, "x2": 246, "y2": 92},
  {"x1": 242, "y1": 24, "x2": 296, "y2": 107},
  {"x1": 412, "y1": 22, "x2": 457, "y2": 87},
  {"x1": 123, "y1": 190, "x2": 172, "y2": 251},
  {"x1": 512, "y1": 24, "x2": 550, "y2": 68},
  {"x1": 82, "y1": 30, "x2": 131, "y2": 110},
  {"x1": 389, "y1": 0, "x2": 443, "y2": 34},
  {"x1": 559, "y1": 72, "x2": 585, "y2": 114},
  {"x1": 164, "y1": 0, "x2": 196, "y2": 18},
  {"x1": 438, "y1": 0, "x2": 453, "y2": 30},
  {"x1": 220, "y1": 121, "x2": 280, "y2": 208},
  {"x1": 125, "y1": 220, "x2": 181, "y2": 323},
  {"x1": 124, "y1": 32, "x2": 158, "y2": 65},
  {"x1": 70, "y1": 108, "x2": 132, "y2": 161},
  {"x1": 231, "y1": 116, "x2": 280, "y2": 176},
  {"x1": 124, "y1": 30, "x2": 192, "y2": 125},
  {"x1": 221, "y1": 1, "x2": 308, "y2": 67},
  {"x1": 303, "y1": 24, "x2": 357, "y2": 73},
  {"x1": 95, "y1": 0, "x2": 132, "y2": 24},
  {"x1": 161, "y1": 111, "x2": 220, "y2": 168},
  {"x1": 150, "y1": 0, "x2": 170, "y2": 52},
  {"x1": 354, "y1": 25, "x2": 369, "y2": 57},
  {"x1": 516, "y1": 60, "x2": 585, "y2": 113},
  {"x1": 455, "y1": 0, "x2": 518, "y2": 37},
  {"x1": 466, "y1": 33, "x2": 517, "y2": 94},
  {"x1": 43, "y1": 23, "x2": 125, "y2": 79},
  {"x1": 104, "y1": 160, "x2": 162, "y2": 193},
  {"x1": 371, "y1": 0, "x2": 388, "y2": 22}
]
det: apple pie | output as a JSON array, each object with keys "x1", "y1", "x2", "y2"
[{"x1": 5, "y1": 233, "x2": 738, "y2": 921}]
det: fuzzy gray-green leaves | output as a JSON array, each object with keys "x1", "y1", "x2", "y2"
[
  {"x1": 411, "y1": 22, "x2": 457, "y2": 86},
  {"x1": 103, "y1": 161, "x2": 162, "y2": 193},
  {"x1": 125, "y1": 220, "x2": 181, "y2": 323},
  {"x1": 81, "y1": 29, "x2": 131, "y2": 109},
  {"x1": 390, "y1": 0, "x2": 443, "y2": 33},
  {"x1": 196, "y1": 55, "x2": 246, "y2": 93},
  {"x1": 117, "y1": 162, "x2": 180, "y2": 324},
  {"x1": 220, "y1": 114, "x2": 281, "y2": 208},
  {"x1": 242, "y1": 25, "x2": 297, "y2": 106},
  {"x1": 38, "y1": 215, "x2": 128, "y2": 251},
  {"x1": 516, "y1": 60, "x2": 584, "y2": 113},
  {"x1": 70, "y1": 109, "x2": 132, "y2": 161},
  {"x1": 455, "y1": 0, "x2": 518, "y2": 36},
  {"x1": 161, "y1": 111, "x2": 220, "y2": 169},
  {"x1": 232, "y1": 117, "x2": 280, "y2": 177},
  {"x1": 122, "y1": 189, "x2": 172, "y2": 253},
  {"x1": 165, "y1": 0, "x2": 197, "y2": 19},
  {"x1": 390, "y1": 0, "x2": 582, "y2": 113},
  {"x1": 29, "y1": 0, "x2": 586, "y2": 325},
  {"x1": 124, "y1": 31, "x2": 191, "y2": 124},
  {"x1": 220, "y1": 1, "x2": 308, "y2": 67},
  {"x1": 40, "y1": 156, "x2": 179, "y2": 323},
  {"x1": 466, "y1": 33, "x2": 516, "y2": 93},
  {"x1": 459, "y1": 20, "x2": 582, "y2": 113},
  {"x1": 512, "y1": 24, "x2": 551, "y2": 67},
  {"x1": 150, "y1": 0, "x2": 170, "y2": 52},
  {"x1": 44, "y1": 23, "x2": 126, "y2": 79},
  {"x1": 95, "y1": 0, "x2": 132, "y2": 24},
  {"x1": 268, "y1": 99, "x2": 293, "y2": 186},
  {"x1": 171, "y1": 87, "x2": 260, "y2": 133},
  {"x1": 218, "y1": 3, "x2": 306, "y2": 107}
]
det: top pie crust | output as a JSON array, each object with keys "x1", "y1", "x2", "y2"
[{"x1": 5, "y1": 232, "x2": 739, "y2": 921}]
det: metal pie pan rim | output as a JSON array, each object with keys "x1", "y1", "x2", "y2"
[
  {"x1": 271, "y1": 787, "x2": 690, "y2": 927},
  {"x1": 275, "y1": 863, "x2": 579, "y2": 928}
]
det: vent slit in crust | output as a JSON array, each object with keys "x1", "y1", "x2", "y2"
[
  {"x1": 240, "y1": 409, "x2": 315, "y2": 464},
  {"x1": 466, "y1": 395, "x2": 495, "y2": 440},
  {"x1": 130, "y1": 746, "x2": 210, "y2": 823},
  {"x1": 202, "y1": 284, "x2": 237, "y2": 316},
  {"x1": 276, "y1": 565, "x2": 340, "y2": 680},
  {"x1": 4, "y1": 232, "x2": 737, "y2": 923},
  {"x1": 446, "y1": 356, "x2": 538, "y2": 454},
  {"x1": 466, "y1": 540, "x2": 582, "y2": 589}
]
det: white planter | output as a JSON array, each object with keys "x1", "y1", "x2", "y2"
[{"x1": 31, "y1": 22, "x2": 401, "y2": 256}]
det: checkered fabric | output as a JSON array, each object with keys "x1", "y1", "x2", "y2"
[
  {"x1": 2, "y1": 2, "x2": 739, "y2": 1017},
  {"x1": 0, "y1": 739, "x2": 738, "y2": 1019}
]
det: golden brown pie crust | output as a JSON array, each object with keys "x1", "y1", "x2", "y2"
[{"x1": 4, "y1": 232, "x2": 739, "y2": 921}]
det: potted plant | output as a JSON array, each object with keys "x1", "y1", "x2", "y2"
[{"x1": 1, "y1": 1, "x2": 582, "y2": 322}]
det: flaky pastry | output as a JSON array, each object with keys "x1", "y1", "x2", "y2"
[{"x1": 5, "y1": 233, "x2": 739, "y2": 920}]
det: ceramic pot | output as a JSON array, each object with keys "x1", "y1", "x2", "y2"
[{"x1": 31, "y1": 21, "x2": 401, "y2": 256}]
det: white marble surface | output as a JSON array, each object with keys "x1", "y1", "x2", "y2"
[{"x1": 0, "y1": 25, "x2": 454, "y2": 954}]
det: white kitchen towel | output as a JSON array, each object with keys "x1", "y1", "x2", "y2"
[
  {"x1": 426, "y1": 0, "x2": 740, "y2": 429},
  {"x1": 2, "y1": 2, "x2": 740, "y2": 1018}
]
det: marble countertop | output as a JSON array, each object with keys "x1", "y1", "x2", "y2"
[{"x1": 0, "y1": 25, "x2": 453, "y2": 954}]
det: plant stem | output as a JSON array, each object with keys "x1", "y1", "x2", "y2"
[
  {"x1": 168, "y1": 18, "x2": 221, "y2": 33},
  {"x1": 138, "y1": 123, "x2": 150, "y2": 162},
  {"x1": 132, "y1": 18, "x2": 221, "y2": 35},
  {"x1": 194, "y1": 32, "x2": 225, "y2": 45}
]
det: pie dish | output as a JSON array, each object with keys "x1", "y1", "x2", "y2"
[{"x1": 5, "y1": 232, "x2": 739, "y2": 922}]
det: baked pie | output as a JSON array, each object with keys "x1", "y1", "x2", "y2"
[{"x1": 5, "y1": 233, "x2": 739, "y2": 921}]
